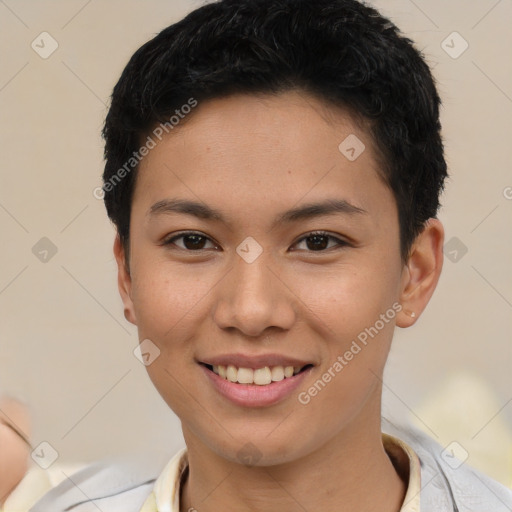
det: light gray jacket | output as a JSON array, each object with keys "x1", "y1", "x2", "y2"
[{"x1": 30, "y1": 419, "x2": 512, "y2": 512}]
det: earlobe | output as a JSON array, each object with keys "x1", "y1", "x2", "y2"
[
  {"x1": 113, "y1": 234, "x2": 137, "y2": 325},
  {"x1": 396, "y1": 218, "x2": 444, "y2": 328}
]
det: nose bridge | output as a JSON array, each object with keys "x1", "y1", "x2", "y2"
[{"x1": 213, "y1": 247, "x2": 295, "y2": 336}]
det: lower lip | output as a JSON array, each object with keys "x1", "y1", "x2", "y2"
[{"x1": 200, "y1": 364, "x2": 313, "y2": 407}]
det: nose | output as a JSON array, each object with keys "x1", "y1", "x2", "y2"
[{"x1": 212, "y1": 249, "x2": 297, "y2": 338}]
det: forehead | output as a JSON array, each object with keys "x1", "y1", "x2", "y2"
[{"x1": 132, "y1": 91, "x2": 394, "y2": 227}]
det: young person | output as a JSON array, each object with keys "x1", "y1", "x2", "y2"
[{"x1": 30, "y1": 0, "x2": 512, "y2": 510}]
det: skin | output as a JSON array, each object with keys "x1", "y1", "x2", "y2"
[
  {"x1": 115, "y1": 90, "x2": 444, "y2": 512},
  {"x1": 0, "y1": 396, "x2": 31, "y2": 507}
]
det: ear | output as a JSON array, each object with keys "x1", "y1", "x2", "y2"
[
  {"x1": 396, "y1": 218, "x2": 444, "y2": 328},
  {"x1": 113, "y1": 234, "x2": 137, "y2": 325}
]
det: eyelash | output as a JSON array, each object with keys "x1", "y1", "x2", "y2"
[{"x1": 161, "y1": 230, "x2": 349, "y2": 253}]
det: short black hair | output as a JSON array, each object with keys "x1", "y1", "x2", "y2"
[{"x1": 102, "y1": 0, "x2": 447, "y2": 262}]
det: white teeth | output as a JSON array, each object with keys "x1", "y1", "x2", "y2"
[
  {"x1": 284, "y1": 366, "x2": 294, "y2": 378},
  {"x1": 253, "y1": 367, "x2": 272, "y2": 385},
  {"x1": 237, "y1": 367, "x2": 254, "y2": 384},
  {"x1": 226, "y1": 364, "x2": 238, "y2": 382},
  {"x1": 210, "y1": 363, "x2": 304, "y2": 385},
  {"x1": 270, "y1": 366, "x2": 284, "y2": 381}
]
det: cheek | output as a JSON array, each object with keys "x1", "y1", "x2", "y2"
[
  {"x1": 290, "y1": 259, "x2": 398, "y2": 405},
  {"x1": 129, "y1": 264, "x2": 203, "y2": 414},
  {"x1": 130, "y1": 256, "x2": 212, "y2": 341},
  {"x1": 128, "y1": 259, "x2": 218, "y2": 405},
  {"x1": 292, "y1": 258, "x2": 399, "y2": 343},
  {"x1": 293, "y1": 271, "x2": 397, "y2": 442}
]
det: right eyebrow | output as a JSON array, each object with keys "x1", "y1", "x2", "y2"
[{"x1": 148, "y1": 198, "x2": 224, "y2": 221}]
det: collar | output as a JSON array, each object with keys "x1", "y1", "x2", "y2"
[{"x1": 140, "y1": 433, "x2": 421, "y2": 512}]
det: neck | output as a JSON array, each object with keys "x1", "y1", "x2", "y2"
[{"x1": 180, "y1": 398, "x2": 406, "y2": 512}]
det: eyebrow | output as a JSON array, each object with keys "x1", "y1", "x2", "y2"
[{"x1": 148, "y1": 197, "x2": 367, "y2": 229}]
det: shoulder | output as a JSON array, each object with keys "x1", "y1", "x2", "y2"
[
  {"x1": 382, "y1": 417, "x2": 512, "y2": 512},
  {"x1": 28, "y1": 448, "x2": 178, "y2": 512}
]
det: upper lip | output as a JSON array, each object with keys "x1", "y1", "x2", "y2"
[{"x1": 199, "y1": 353, "x2": 314, "y2": 369}]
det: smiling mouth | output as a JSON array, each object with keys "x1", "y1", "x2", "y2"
[{"x1": 201, "y1": 363, "x2": 314, "y2": 386}]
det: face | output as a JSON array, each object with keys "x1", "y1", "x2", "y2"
[{"x1": 116, "y1": 90, "x2": 419, "y2": 465}]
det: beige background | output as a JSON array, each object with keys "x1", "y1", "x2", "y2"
[{"x1": 0, "y1": 0, "x2": 511, "y2": 487}]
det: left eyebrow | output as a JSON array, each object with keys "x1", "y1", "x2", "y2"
[
  {"x1": 274, "y1": 199, "x2": 367, "y2": 225},
  {"x1": 147, "y1": 198, "x2": 367, "y2": 229}
]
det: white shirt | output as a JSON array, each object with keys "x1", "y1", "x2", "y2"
[
  {"x1": 29, "y1": 420, "x2": 512, "y2": 512},
  {"x1": 139, "y1": 433, "x2": 422, "y2": 512}
]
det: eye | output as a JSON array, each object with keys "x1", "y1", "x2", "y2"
[
  {"x1": 162, "y1": 231, "x2": 218, "y2": 251},
  {"x1": 292, "y1": 231, "x2": 349, "y2": 252},
  {"x1": 162, "y1": 230, "x2": 349, "y2": 253}
]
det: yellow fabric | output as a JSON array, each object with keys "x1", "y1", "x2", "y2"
[
  {"x1": 383, "y1": 433, "x2": 421, "y2": 512},
  {"x1": 1, "y1": 465, "x2": 53, "y2": 512},
  {"x1": 140, "y1": 434, "x2": 422, "y2": 511},
  {"x1": 139, "y1": 490, "x2": 158, "y2": 512}
]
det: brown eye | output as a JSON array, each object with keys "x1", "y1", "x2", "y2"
[
  {"x1": 181, "y1": 234, "x2": 207, "y2": 250},
  {"x1": 163, "y1": 232, "x2": 217, "y2": 251},
  {"x1": 305, "y1": 234, "x2": 329, "y2": 251},
  {"x1": 293, "y1": 231, "x2": 348, "y2": 252}
]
